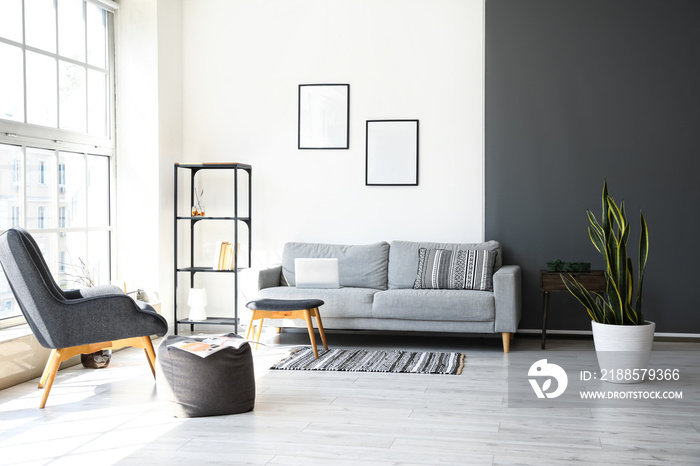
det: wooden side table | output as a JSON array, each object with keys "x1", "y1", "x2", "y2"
[{"x1": 540, "y1": 270, "x2": 606, "y2": 349}]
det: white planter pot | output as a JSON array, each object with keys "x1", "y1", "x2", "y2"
[{"x1": 591, "y1": 320, "x2": 655, "y2": 384}]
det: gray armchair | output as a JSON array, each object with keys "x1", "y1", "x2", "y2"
[{"x1": 0, "y1": 227, "x2": 167, "y2": 408}]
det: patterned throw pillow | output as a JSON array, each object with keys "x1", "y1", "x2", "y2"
[{"x1": 413, "y1": 248, "x2": 498, "y2": 291}]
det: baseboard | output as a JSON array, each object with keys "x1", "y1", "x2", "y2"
[{"x1": 516, "y1": 328, "x2": 700, "y2": 341}]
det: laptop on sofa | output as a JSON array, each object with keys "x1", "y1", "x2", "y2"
[{"x1": 294, "y1": 258, "x2": 340, "y2": 289}]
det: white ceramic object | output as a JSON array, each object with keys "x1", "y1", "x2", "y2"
[
  {"x1": 591, "y1": 320, "x2": 655, "y2": 384},
  {"x1": 188, "y1": 288, "x2": 208, "y2": 321}
]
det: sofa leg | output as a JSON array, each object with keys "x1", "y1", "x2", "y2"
[{"x1": 502, "y1": 332, "x2": 513, "y2": 353}]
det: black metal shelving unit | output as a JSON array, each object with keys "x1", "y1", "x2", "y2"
[{"x1": 173, "y1": 162, "x2": 252, "y2": 335}]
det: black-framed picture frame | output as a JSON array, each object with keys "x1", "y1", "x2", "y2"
[
  {"x1": 298, "y1": 84, "x2": 350, "y2": 150},
  {"x1": 365, "y1": 119, "x2": 419, "y2": 186}
]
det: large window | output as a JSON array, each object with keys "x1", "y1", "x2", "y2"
[
  {"x1": 0, "y1": 0, "x2": 115, "y2": 326},
  {"x1": 0, "y1": 0, "x2": 112, "y2": 140},
  {"x1": 0, "y1": 145, "x2": 112, "y2": 322}
]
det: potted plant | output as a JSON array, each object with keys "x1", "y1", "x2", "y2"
[{"x1": 563, "y1": 181, "x2": 653, "y2": 384}]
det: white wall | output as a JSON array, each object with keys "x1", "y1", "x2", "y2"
[
  {"x1": 113, "y1": 0, "x2": 485, "y2": 323},
  {"x1": 181, "y1": 0, "x2": 486, "y2": 268},
  {"x1": 115, "y1": 0, "x2": 159, "y2": 292},
  {"x1": 156, "y1": 1, "x2": 183, "y2": 324},
  {"x1": 116, "y1": 0, "x2": 182, "y2": 322}
]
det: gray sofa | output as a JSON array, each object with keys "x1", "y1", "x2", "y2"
[{"x1": 255, "y1": 240, "x2": 521, "y2": 352}]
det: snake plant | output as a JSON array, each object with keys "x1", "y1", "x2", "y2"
[{"x1": 563, "y1": 181, "x2": 649, "y2": 325}]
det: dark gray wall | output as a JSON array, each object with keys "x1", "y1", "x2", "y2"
[{"x1": 485, "y1": 0, "x2": 700, "y2": 333}]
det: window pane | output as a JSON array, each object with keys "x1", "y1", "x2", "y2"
[
  {"x1": 0, "y1": 270, "x2": 21, "y2": 320},
  {"x1": 0, "y1": 144, "x2": 23, "y2": 231},
  {"x1": 87, "y1": 154, "x2": 109, "y2": 227},
  {"x1": 31, "y1": 233, "x2": 58, "y2": 277},
  {"x1": 25, "y1": 0, "x2": 57, "y2": 53},
  {"x1": 58, "y1": 232, "x2": 87, "y2": 289},
  {"x1": 0, "y1": 43, "x2": 25, "y2": 122},
  {"x1": 87, "y1": 69, "x2": 107, "y2": 136},
  {"x1": 26, "y1": 51, "x2": 58, "y2": 127},
  {"x1": 87, "y1": 3, "x2": 107, "y2": 68},
  {"x1": 88, "y1": 230, "x2": 110, "y2": 286},
  {"x1": 0, "y1": 0, "x2": 23, "y2": 43},
  {"x1": 59, "y1": 61, "x2": 87, "y2": 132},
  {"x1": 58, "y1": 0, "x2": 86, "y2": 62},
  {"x1": 58, "y1": 151, "x2": 86, "y2": 227},
  {"x1": 26, "y1": 148, "x2": 57, "y2": 229}
]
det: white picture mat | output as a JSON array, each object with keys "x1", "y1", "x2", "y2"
[
  {"x1": 366, "y1": 120, "x2": 419, "y2": 185},
  {"x1": 298, "y1": 84, "x2": 349, "y2": 149}
]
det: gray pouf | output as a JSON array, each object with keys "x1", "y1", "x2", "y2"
[{"x1": 156, "y1": 334, "x2": 255, "y2": 418}]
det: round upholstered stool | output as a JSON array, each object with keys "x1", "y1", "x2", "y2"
[
  {"x1": 245, "y1": 298, "x2": 328, "y2": 358},
  {"x1": 156, "y1": 334, "x2": 255, "y2": 417}
]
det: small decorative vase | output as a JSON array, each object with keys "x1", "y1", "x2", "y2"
[
  {"x1": 591, "y1": 320, "x2": 655, "y2": 384},
  {"x1": 188, "y1": 288, "x2": 208, "y2": 321},
  {"x1": 81, "y1": 350, "x2": 112, "y2": 369}
]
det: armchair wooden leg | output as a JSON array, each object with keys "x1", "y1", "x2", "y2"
[
  {"x1": 39, "y1": 349, "x2": 59, "y2": 389},
  {"x1": 39, "y1": 349, "x2": 63, "y2": 409},
  {"x1": 37, "y1": 336, "x2": 161, "y2": 408},
  {"x1": 142, "y1": 336, "x2": 157, "y2": 378},
  {"x1": 502, "y1": 332, "x2": 513, "y2": 353}
]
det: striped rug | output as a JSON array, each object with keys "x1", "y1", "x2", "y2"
[{"x1": 270, "y1": 347, "x2": 465, "y2": 375}]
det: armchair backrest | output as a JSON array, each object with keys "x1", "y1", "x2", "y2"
[{"x1": 0, "y1": 228, "x2": 66, "y2": 347}]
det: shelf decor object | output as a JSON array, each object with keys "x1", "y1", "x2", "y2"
[
  {"x1": 187, "y1": 288, "x2": 208, "y2": 321},
  {"x1": 173, "y1": 162, "x2": 252, "y2": 334},
  {"x1": 192, "y1": 187, "x2": 205, "y2": 216},
  {"x1": 546, "y1": 259, "x2": 591, "y2": 273},
  {"x1": 298, "y1": 83, "x2": 350, "y2": 149},
  {"x1": 365, "y1": 119, "x2": 419, "y2": 186}
]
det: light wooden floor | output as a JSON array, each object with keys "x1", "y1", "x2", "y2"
[{"x1": 0, "y1": 330, "x2": 698, "y2": 465}]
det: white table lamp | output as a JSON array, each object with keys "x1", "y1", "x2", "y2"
[{"x1": 188, "y1": 288, "x2": 207, "y2": 321}]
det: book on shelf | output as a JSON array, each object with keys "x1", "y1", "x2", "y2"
[{"x1": 213, "y1": 241, "x2": 240, "y2": 270}]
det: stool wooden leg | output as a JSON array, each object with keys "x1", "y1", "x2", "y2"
[
  {"x1": 313, "y1": 308, "x2": 328, "y2": 351},
  {"x1": 254, "y1": 317, "x2": 264, "y2": 349},
  {"x1": 303, "y1": 309, "x2": 319, "y2": 358},
  {"x1": 246, "y1": 313, "x2": 256, "y2": 340}
]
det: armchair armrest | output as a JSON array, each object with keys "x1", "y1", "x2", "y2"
[
  {"x1": 493, "y1": 265, "x2": 522, "y2": 333},
  {"x1": 78, "y1": 284, "x2": 126, "y2": 298},
  {"x1": 258, "y1": 265, "x2": 283, "y2": 291},
  {"x1": 62, "y1": 284, "x2": 125, "y2": 300}
]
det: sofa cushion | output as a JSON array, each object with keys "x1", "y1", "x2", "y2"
[
  {"x1": 281, "y1": 242, "x2": 389, "y2": 290},
  {"x1": 258, "y1": 286, "x2": 378, "y2": 319},
  {"x1": 388, "y1": 240, "x2": 502, "y2": 289},
  {"x1": 372, "y1": 289, "x2": 495, "y2": 322},
  {"x1": 414, "y1": 248, "x2": 498, "y2": 291}
]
